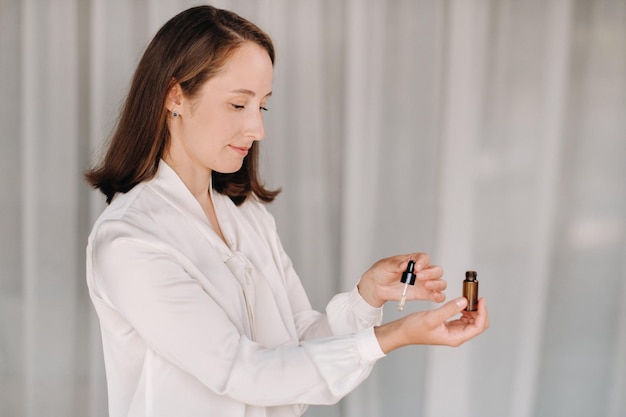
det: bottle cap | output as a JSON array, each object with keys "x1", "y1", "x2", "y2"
[{"x1": 401, "y1": 260, "x2": 416, "y2": 285}]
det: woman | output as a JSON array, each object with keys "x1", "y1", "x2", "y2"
[{"x1": 85, "y1": 5, "x2": 489, "y2": 417}]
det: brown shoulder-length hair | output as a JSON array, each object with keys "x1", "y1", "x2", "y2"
[{"x1": 84, "y1": 5, "x2": 280, "y2": 205}]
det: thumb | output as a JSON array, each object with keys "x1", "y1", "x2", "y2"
[
  {"x1": 431, "y1": 297, "x2": 467, "y2": 323},
  {"x1": 381, "y1": 254, "x2": 412, "y2": 274},
  {"x1": 388, "y1": 256, "x2": 405, "y2": 272}
]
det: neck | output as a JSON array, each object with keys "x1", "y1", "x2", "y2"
[{"x1": 163, "y1": 153, "x2": 212, "y2": 201}]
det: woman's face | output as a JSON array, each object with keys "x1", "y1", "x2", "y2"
[{"x1": 166, "y1": 42, "x2": 273, "y2": 177}]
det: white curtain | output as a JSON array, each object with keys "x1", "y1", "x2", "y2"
[{"x1": 1, "y1": 0, "x2": 625, "y2": 416}]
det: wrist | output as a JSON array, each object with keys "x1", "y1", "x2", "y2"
[
  {"x1": 357, "y1": 275, "x2": 384, "y2": 308},
  {"x1": 373, "y1": 318, "x2": 408, "y2": 354}
]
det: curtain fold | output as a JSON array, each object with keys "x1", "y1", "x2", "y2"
[{"x1": 1, "y1": 1, "x2": 624, "y2": 416}]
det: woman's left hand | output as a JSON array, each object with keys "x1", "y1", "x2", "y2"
[{"x1": 357, "y1": 253, "x2": 446, "y2": 308}]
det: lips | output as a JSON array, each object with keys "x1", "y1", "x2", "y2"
[{"x1": 229, "y1": 145, "x2": 250, "y2": 156}]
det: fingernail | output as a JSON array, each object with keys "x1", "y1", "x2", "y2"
[{"x1": 456, "y1": 297, "x2": 467, "y2": 308}]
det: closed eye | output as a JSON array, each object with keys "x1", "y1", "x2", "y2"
[{"x1": 231, "y1": 104, "x2": 269, "y2": 111}]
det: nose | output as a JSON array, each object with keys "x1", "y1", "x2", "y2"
[{"x1": 245, "y1": 109, "x2": 265, "y2": 141}]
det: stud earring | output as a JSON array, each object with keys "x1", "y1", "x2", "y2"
[{"x1": 172, "y1": 111, "x2": 179, "y2": 117}]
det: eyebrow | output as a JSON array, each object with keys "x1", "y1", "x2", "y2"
[{"x1": 230, "y1": 88, "x2": 272, "y2": 98}]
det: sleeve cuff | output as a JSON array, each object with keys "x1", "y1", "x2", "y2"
[
  {"x1": 349, "y1": 285, "x2": 384, "y2": 326},
  {"x1": 355, "y1": 326, "x2": 386, "y2": 362}
]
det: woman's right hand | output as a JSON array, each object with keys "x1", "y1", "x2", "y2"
[{"x1": 374, "y1": 297, "x2": 489, "y2": 353}]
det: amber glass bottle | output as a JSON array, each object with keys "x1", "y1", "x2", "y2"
[{"x1": 463, "y1": 271, "x2": 479, "y2": 311}]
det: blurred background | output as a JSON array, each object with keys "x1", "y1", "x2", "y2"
[{"x1": 1, "y1": 0, "x2": 625, "y2": 416}]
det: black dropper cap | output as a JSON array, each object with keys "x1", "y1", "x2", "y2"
[{"x1": 401, "y1": 260, "x2": 416, "y2": 285}]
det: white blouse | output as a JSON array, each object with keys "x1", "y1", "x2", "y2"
[{"x1": 86, "y1": 160, "x2": 385, "y2": 417}]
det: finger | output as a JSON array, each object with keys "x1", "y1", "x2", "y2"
[
  {"x1": 429, "y1": 291, "x2": 446, "y2": 303},
  {"x1": 415, "y1": 265, "x2": 444, "y2": 281},
  {"x1": 474, "y1": 298, "x2": 490, "y2": 330},
  {"x1": 411, "y1": 253, "x2": 431, "y2": 271},
  {"x1": 460, "y1": 298, "x2": 489, "y2": 328},
  {"x1": 428, "y1": 297, "x2": 467, "y2": 325},
  {"x1": 388, "y1": 254, "x2": 415, "y2": 274},
  {"x1": 424, "y1": 278, "x2": 447, "y2": 291}
]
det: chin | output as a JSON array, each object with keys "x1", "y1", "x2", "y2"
[{"x1": 214, "y1": 163, "x2": 245, "y2": 175}]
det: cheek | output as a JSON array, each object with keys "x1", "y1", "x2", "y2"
[
  {"x1": 186, "y1": 103, "x2": 239, "y2": 150},
  {"x1": 213, "y1": 118, "x2": 240, "y2": 143},
  {"x1": 200, "y1": 108, "x2": 235, "y2": 137}
]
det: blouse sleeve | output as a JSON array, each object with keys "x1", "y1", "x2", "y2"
[
  {"x1": 89, "y1": 219, "x2": 384, "y2": 407},
  {"x1": 259, "y1": 203, "x2": 384, "y2": 340}
]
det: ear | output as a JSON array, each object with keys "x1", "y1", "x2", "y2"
[{"x1": 166, "y1": 79, "x2": 183, "y2": 112}]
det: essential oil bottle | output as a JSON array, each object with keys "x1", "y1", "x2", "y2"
[{"x1": 463, "y1": 271, "x2": 478, "y2": 311}]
